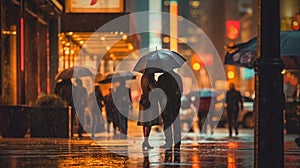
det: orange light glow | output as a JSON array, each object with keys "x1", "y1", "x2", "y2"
[
  {"x1": 20, "y1": 18, "x2": 24, "y2": 71},
  {"x1": 227, "y1": 142, "x2": 238, "y2": 168},
  {"x1": 46, "y1": 33, "x2": 50, "y2": 94},
  {"x1": 226, "y1": 20, "x2": 240, "y2": 40},
  {"x1": 170, "y1": 1, "x2": 178, "y2": 51}
]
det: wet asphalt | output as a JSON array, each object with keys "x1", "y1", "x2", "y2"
[{"x1": 0, "y1": 121, "x2": 299, "y2": 168}]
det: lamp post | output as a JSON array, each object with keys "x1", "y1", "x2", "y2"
[{"x1": 254, "y1": 0, "x2": 284, "y2": 167}]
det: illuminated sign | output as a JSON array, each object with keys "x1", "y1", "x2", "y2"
[
  {"x1": 65, "y1": 0, "x2": 124, "y2": 13},
  {"x1": 226, "y1": 20, "x2": 240, "y2": 40}
]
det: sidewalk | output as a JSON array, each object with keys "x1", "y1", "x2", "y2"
[{"x1": 0, "y1": 121, "x2": 299, "y2": 167}]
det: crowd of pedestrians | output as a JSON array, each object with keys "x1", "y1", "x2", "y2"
[
  {"x1": 52, "y1": 75, "x2": 254, "y2": 150},
  {"x1": 53, "y1": 78, "x2": 133, "y2": 139}
]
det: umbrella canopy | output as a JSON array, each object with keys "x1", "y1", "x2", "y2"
[
  {"x1": 133, "y1": 49, "x2": 187, "y2": 74},
  {"x1": 98, "y1": 71, "x2": 136, "y2": 84},
  {"x1": 224, "y1": 31, "x2": 300, "y2": 69},
  {"x1": 55, "y1": 66, "x2": 95, "y2": 80}
]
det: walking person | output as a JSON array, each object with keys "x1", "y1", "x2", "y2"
[
  {"x1": 197, "y1": 96, "x2": 212, "y2": 134},
  {"x1": 225, "y1": 83, "x2": 243, "y2": 137},
  {"x1": 114, "y1": 80, "x2": 133, "y2": 138},
  {"x1": 72, "y1": 79, "x2": 88, "y2": 138},
  {"x1": 157, "y1": 70, "x2": 183, "y2": 149},
  {"x1": 137, "y1": 73, "x2": 161, "y2": 150},
  {"x1": 89, "y1": 86, "x2": 105, "y2": 138},
  {"x1": 180, "y1": 95, "x2": 194, "y2": 132},
  {"x1": 54, "y1": 79, "x2": 74, "y2": 137},
  {"x1": 104, "y1": 88, "x2": 119, "y2": 136}
]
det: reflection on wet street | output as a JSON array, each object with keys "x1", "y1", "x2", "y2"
[
  {"x1": 0, "y1": 139, "x2": 252, "y2": 167},
  {"x1": 0, "y1": 128, "x2": 299, "y2": 167}
]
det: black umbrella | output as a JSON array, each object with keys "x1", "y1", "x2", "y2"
[
  {"x1": 224, "y1": 31, "x2": 300, "y2": 69},
  {"x1": 133, "y1": 49, "x2": 187, "y2": 73},
  {"x1": 55, "y1": 66, "x2": 95, "y2": 80},
  {"x1": 98, "y1": 71, "x2": 136, "y2": 84}
]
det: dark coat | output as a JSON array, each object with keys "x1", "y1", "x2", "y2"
[
  {"x1": 157, "y1": 71, "x2": 183, "y2": 121},
  {"x1": 226, "y1": 89, "x2": 243, "y2": 114}
]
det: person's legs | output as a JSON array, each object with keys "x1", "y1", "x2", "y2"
[
  {"x1": 201, "y1": 112, "x2": 208, "y2": 134},
  {"x1": 207, "y1": 113, "x2": 214, "y2": 135},
  {"x1": 173, "y1": 115, "x2": 181, "y2": 148},
  {"x1": 112, "y1": 121, "x2": 117, "y2": 136},
  {"x1": 160, "y1": 120, "x2": 173, "y2": 148},
  {"x1": 77, "y1": 112, "x2": 84, "y2": 138},
  {"x1": 123, "y1": 117, "x2": 128, "y2": 136},
  {"x1": 197, "y1": 111, "x2": 202, "y2": 133},
  {"x1": 187, "y1": 119, "x2": 194, "y2": 132},
  {"x1": 227, "y1": 113, "x2": 233, "y2": 136},
  {"x1": 78, "y1": 123, "x2": 83, "y2": 137},
  {"x1": 106, "y1": 120, "x2": 111, "y2": 134},
  {"x1": 71, "y1": 110, "x2": 75, "y2": 137},
  {"x1": 119, "y1": 114, "x2": 128, "y2": 139},
  {"x1": 91, "y1": 114, "x2": 96, "y2": 138},
  {"x1": 142, "y1": 126, "x2": 153, "y2": 150},
  {"x1": 233, "y1": 112, "x2": 239, "y2": 136}
]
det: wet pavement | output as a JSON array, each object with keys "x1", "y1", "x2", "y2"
[{"x1": 0, "y1": 121, "x2": 300, "y2": 167}]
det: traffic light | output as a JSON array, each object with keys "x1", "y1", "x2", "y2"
[
  {"x1": 291, "y1": 19, "x2": 299, "y2": 31},
  {"x1": 226, "y1": 20, "x2": 240, "y2": 40},
  {"x1": 191, "y1": 54, "x2": 201, "y2": 71},
  {"x1": 291, "y1": 14, "x2": 300, "y2": 31}
]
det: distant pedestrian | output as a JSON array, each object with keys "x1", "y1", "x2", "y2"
[
  {"x1": 72, "y1": 79, "x2": 88, "y2": 138},
  {"x1": 89, "y1": 86, "x2": 105, "y2": 138},
  {"x1": 114, "y1": 80, "x2": 133, "y2": 138},
  {"x1": 54, "y1": 79, "x2": 73, "y2": 106},
  {"x1": 180, "y1": 95, "x2": 194, "y2": 132},
  {"x1": 137, "y1": 73, "x2": 161, "y2": 150},
  {"x1": 225, "y1": 83, "x2": 243, "y2": 137},
  {"x1": 104, "y1": 88, "x2": 118, "y2": 136},
  {"x1": 54, "y1": 79, "x2": 75, "y2": 137},
  {"x1": 157, "y1": 70, "x2": 183, "y2": 149},
  {"x1": 197, "y1": 96, "x2": 213, "y2": 134}
]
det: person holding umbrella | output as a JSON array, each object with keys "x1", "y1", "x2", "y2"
[
  {"x1": 54, "y1": 79, "x2": 75, "y2": 137},
  {"x1": 137, "y1": 72, "x2": 161, "y2": 150},
  {"x1": 133, "y1": 49, "x2": 186, "y2": 149},
  {"x1": 157, "y1": 69, "x2": 183, "y2": 149}
]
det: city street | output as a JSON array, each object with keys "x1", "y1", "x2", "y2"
[{"x1": 0, "y1": 120, "x2": 299, "y2": 167}]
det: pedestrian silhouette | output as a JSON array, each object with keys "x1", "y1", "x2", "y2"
[
  {"x1": 54, "y1": 79, "x2": 73, "y2": 106},
  {"x1": 88, "y1": 85, "x2": 105, "y2": 138},
  {"x1": 104, "y1": 88, "x2": 119, "y2": 136},
  {"x1": 54, "y1": 79, "x2": 74, "y2": 137},
  {"x1": 157, "y1": 70, "x2": 183, "y2": 149},
  {"x1": 225, "y1": 83, "x2": 243, "y2": 137},
  {"x1": 180, "y1": 95, "x2": 194, "y2": 132},
  {"x1": 137, "y1": 73, "x2": 161, "y2": 150},
  {"x1": 114, "y1": 80, "x2": 133, "y2": 138},
  {"x1": 198, "y1": 95, "x2": 216, "y2": 134},
  {"x1": 72, "y1": 79, "x2": 88, "y2": 138}
]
